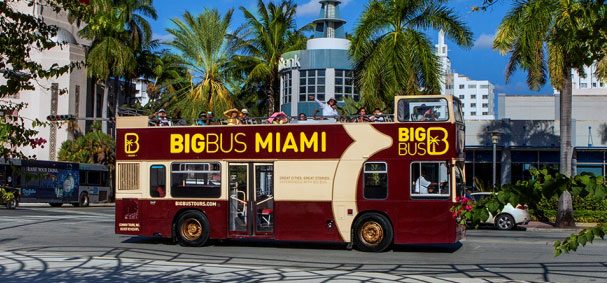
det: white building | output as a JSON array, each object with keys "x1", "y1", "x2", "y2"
[
  {"x1": 134, "y1": 77, "x2": 151, "y2": 106},
  {"x1": 554, "y1": 62, "x2": 607, "y2": 95},
  {"x1": 1, "y1": 2, "x2": 115, "y2": 160},
  {"x1": 436, "y1": 30, "x2": 495, "y2": 120}
]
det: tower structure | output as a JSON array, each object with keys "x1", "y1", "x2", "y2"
[{"x1": 279, "y1": 0, "x2": 356, "y2": 117}]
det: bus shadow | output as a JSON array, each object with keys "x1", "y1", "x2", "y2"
[{"x1": 120, "y1": 236, "x2": 461, "y2": 253}]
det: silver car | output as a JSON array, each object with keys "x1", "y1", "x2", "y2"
[{"x1": 470, "y1": 192, "x2": 531, "y2": 230}]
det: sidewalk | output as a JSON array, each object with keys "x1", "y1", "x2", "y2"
[{"x1": 521, "y1": 221, "x2": 598, "y2": 232}]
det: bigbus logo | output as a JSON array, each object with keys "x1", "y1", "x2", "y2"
[
  {"x1": 125, "y1": 133, "x2": 140, "y2": 155},
  {"x1": 398, "y1": 127, "x2": 449, "y2": 156}
]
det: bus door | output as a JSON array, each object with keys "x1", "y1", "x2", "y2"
[{"x1": 228, "y1": 163, "x2": 275, "y2": 237}]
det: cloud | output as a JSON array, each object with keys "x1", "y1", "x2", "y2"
[
  {"x1": 152, "y1": 33, "x2": 174, "y2": 43},
  {"x1": 474, "y1": 33, "x2": 495, "y2": 49},
  {"x1": 297, "y1": 0, "x2": 352, "y2": 17}
]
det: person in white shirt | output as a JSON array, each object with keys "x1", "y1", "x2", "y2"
[
  {"x1": 309, "y1": 96, "x2": 338, "y2": 118},
  {"x1": 415, "y1": 170, "x2": 437, "y2": 194}
]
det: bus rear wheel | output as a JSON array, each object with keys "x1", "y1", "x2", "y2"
[
  {"x1": 353, "y1": 213, "x2": 393, "y2": 252},
  {"x1": 78, "y1": 193, "x2": 90, "y2": 207},
  {"x1": 176, "y1": 211, "x2": 210, "y2": 247}
]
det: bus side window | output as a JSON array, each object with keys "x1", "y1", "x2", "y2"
[
  {"x1": 363, "y1": 162, "x2": 388, "y2": 199},
  {"x1": 410, "y1": 162, "x2": 450, "y2": 198},
  {"x1": 80, "y1": 171, "x2": 88, "y2": 186},
  {"x1": 170, "y1": 162, "x2": 221, "y2": 198},
  {"x1": 150, "y1": 165, "x2": 166, "y2": 198}
]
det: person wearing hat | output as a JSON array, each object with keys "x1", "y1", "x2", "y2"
[
  {"x1": 158, "y1": 109, "x2": 171, "y2": 126},
  {"x1": 223, "y1": 108, "x2": 241, "y2": 125},
  {"x1": 239, "y1": 108, "x2": 250, "y2": 125}
]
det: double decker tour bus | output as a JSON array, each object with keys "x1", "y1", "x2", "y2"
[{"x1": 115, "y1": 95, "x2": 466, "y2": 252}]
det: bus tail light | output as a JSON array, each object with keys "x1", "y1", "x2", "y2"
[{"x1": 516, "y1": 205, "x2": 527, "y2": 210}]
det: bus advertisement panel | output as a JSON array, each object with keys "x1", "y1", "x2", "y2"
[{"x1": 19, "y1": 160, "x2": 79, "y2": 205}]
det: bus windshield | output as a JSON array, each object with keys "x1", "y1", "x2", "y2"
[{"x1": 397, "y1": 98, "x2": 449, "y2": 122}]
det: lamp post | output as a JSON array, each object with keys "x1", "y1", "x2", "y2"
[{"x1": 490, "y1": 131, "x2": 500, "y2": 188}]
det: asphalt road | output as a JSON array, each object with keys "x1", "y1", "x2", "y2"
[{"x1": 0, "y1": 205, "x2": 606, "y2": 282}]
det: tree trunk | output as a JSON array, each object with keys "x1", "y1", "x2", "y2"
[
  {"x1": 557, "y1": 69, "x2": 575, "y2": 228},
  {"x1": 101, "y1": 79, "x2": 109, "y2": 134},
  {"x1": 556, "y1": 190, "x2": 575, "y2": 228},
  {"x1": 559, "y1": 70, "x2": 573, "y2": 176},
  {"x1": 267, "y1": 76, "x2": 275, "y2": 116}
]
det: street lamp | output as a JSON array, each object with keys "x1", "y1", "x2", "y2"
[{"x1": 490, "y1": 131, "x2": 500, "y2": 189}]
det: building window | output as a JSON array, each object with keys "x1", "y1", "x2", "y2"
[
  {"x1": 471, "y1": 103, "x2": 476, "y2": 108},
  {"x1": 471, "y1": 95, "x2": 476, "y2": 99},
  {"x1": 600, "y1": 82, "x2": 605, "y2": 87},
  {"x1": 580, "y1": 83, "x2": 588, "y2": 88},
  {"x1": 281, "y1": 72, "x2": 291, "y2": 104},
  {"x1": 592, "y1": 83, "x2": 597, "y2": 87},
  {"x1": 150, "y1": 165, "x2": 166, "y2": 198},
  {"x1": 482, "y1": 95, "x2": 488, "y2": 99},
  {"x1": 411, "y1": 162, "x2": 450, "y2": 197},
  {"x1": 471, "y1": 111, "x2": 476, "y2": 116},
  {"x1": 459, "y1": 95, "x2": 465, "y2": 99},
  {"x1": 334, "y1": 69, "x2": 358, "y2": 102},
  {"x1": 482, "y1": 112, "x2": 489, "y2": 115},
  {"x1": 480, "y1": 85, "x2": 489, "y2": 89},
  {"x1": 363, "y1": 162, "x2": 388, "y2": 199},
  {"x1": 482, "y1": 103, "x2": 488, "y2": 108},
  {"x1": 468, "y1": 84, "x2": 476, "y2": 88},
  {"x1": 299, "y1": 70, "x2": 325, "y2": 101},
  {"x1": 459, "y1": 84, "x2": 465, "y2": 89},
  {"x1": 171, "y1": 162, "x2": 221, "y2": 198}
]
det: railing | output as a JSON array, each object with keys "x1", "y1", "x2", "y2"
[{"x1": 147, "y1": 114, "x2": 395, "y2": 127}]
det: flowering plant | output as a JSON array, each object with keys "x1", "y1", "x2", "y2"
[{"x1": 450, "y1": 196, "x2": 474, "y2": 224}]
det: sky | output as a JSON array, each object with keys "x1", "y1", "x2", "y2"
[{"x1": 149, "y1": 0, "x2": 555, "y2": 95}]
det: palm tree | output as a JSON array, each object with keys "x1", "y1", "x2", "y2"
[
  {"x1": 165, "y1": 9, "x2": 244, "y2": 120},
  {"x1": 493, "y1": 0, "x2": 607, "y2": 227},
  {"x1": 238, "y1": 0, "x2": 310, "y2": 115},
  {"x1": 79, "y1": 0, "x2": 136, "y2": 130},
  {"x1": 350, "y1": 0, "x2": 473, "y2": 107},
  {"x1": 116, "y1": 0, "x2": 157, "y2": 50},
  {"x1": 116, "y1": 0, "x2": 157, "y2": 104}
]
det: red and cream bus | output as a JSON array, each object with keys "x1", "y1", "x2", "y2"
[{"x1": 115, "y1": 95, "x2": 466, "y2": 252}]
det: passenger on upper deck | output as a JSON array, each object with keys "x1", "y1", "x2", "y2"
[
  {"x1": 196, "y1": 112, "x2": 207, "y2": 126},
  {"x1": 239, "y1": 109, "x2": 250, "y2": 124},
  {"x1": 370, "y1": 108, "x2": 385, "y2": 122},
  {"x1": 298, "y1": 113, "x2": 307, "y2": 121},
  {"x1": 309, "y1": 95, "x2": 338, "y2": 118},
  {"x1": 354, "y1": 107, "x2": 369, "y2": 123},
  {"x1": 267, "y1": 112, "x2": 289, "y2": 124},
  {"x1": 158, "y1": 109, "x2": 171, "y2": 126},
  {"x1": 206, "y1": 112, "x2": 217, "y2": 125},
  {"x1": 224, "y1": 108, "x2": 241, "y2": 125}
]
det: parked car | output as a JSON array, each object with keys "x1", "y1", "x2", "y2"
[{"x1": 470, "y1": 192, "x2": 531, "y2": 230}]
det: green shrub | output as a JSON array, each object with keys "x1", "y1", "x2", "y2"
[
  {"x1": 540, "y1": 210, "x2": 607, "y2": 223},
  {"x1": 533, "y1": 195, "x2": 607, "y2": 223}
]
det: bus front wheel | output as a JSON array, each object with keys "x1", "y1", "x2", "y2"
[
  {"x1": 353, "y1": 213, "x2": 393, "y2": 252},
  {"x1": 176, "y1": 211, "x2": 210, "y2": 247}
]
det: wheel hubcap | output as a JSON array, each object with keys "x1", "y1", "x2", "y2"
[
  {"x1": 498, "y1": 217, "x2": 511, "y2": 229},
  {"x1": 360, "y1": 221, "x2": 384, "y2": 246},
  {"x1": 181, "y1": 218, "x2": 202, "y2": 241}
]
